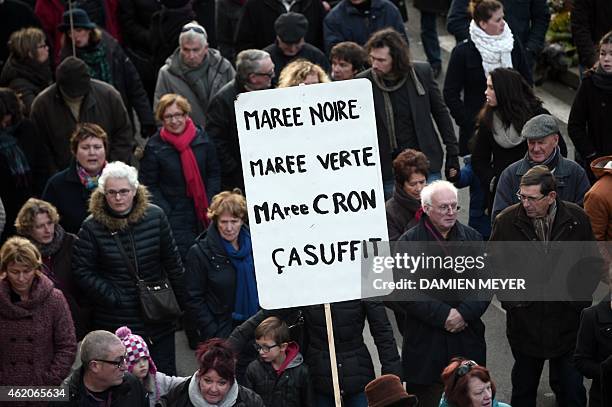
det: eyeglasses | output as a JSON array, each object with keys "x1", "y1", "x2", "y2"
[
  {"x1": 105, "y1": 188, "x2": 132, "y2": 198},
  {"x1": 429, "y1": 203, "x2": 461, "y2": 214},
  {"x1": 252, "y1": 71, "x2": 275, "y2": 79},
  {"x1": 516, "y1": 190, "x2": 547, "y2": 204},
  {"x1": 162, "y1": 112, "x2": 186, "y2": 122},
  {"x1": 181, "y1": 26, "x2": 206, "y2": 34},
  {"x1": 253, "y1": 343, "x2": 279, "y2": 353},
  {"x1": 451, "y1": 360, "x2": 477, "y2": 391},
  {"x1": 94, "y1": 355, "x2": 128, "y2": 369}
]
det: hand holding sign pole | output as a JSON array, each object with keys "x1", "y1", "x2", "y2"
[{"x1": 235, "y1": 79, "x2": 391, "y2": 406}]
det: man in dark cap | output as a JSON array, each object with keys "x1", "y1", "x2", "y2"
[
  {"x1": 492, "y1": 114, "x2": 590, "y2": 221},
  {"x1": 30, "y1": 56, "x2": 133, "y2": 174},
  {"x1": 263, "y1": 12, "x2": 329, "y2": 84}
]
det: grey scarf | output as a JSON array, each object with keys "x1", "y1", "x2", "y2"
[
  {"x1": 492, "y1": 112, "x2": 522, "y2": 148},
  {"x1": 169, "y1": 49, "x2": 214, "y2": 110},
  {"x1": 188, "y1": 373, "x2": 239, "y2": 407},
  {"x1": 371, "y1": 67, "x2": 424, "y2": 150}
]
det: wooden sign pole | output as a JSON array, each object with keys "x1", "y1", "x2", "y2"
[{"x1": 324, "y1": 303, "x2": 342, "y2": 407}]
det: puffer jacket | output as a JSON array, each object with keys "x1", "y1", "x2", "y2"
[
  {"x1": 0, "y1": 274, "x2": 77, "y2": 387},
  {"x1": 72, "y1": 185, "x2": 186, "y2": 342},
  {"x1": 139, "y1": 126, "x2": 221, "y2": 258},
  {"x1": 157, "y1": 376, "x2": 264, "y2": 407},
  {"x1": 244, "y1": 343, "x2": 313, "y2": 407},
  {"x1": 184, "y1": 223, "x2": 251, "y2": 341}
]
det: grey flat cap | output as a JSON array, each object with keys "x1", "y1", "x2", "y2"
[{"x1": 521, "y1": 114, "x2": 560, "y2": 140}]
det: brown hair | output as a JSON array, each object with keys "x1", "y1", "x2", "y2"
[
  {"x1": 0, "y1": 236, "x2": 42, "y2": 273},
  {"x1": 155, "y1": 93, "x2": 192, "y2": 122},
  {"x1": 62, "y1": 27, "x2": 102, "y2": 49},
  {"x1": 441, "y1": 358, "x2": 496, "y2": 407},
  {"x1": 277, "y1": 59, "x2": 330, "y2": 88},
  {"x1": 469, "y1": 0, "x2": 503, "y2": 24},
  {"x1": 207, "y1": 189, "x2": 248, "y2": 223},
  {"x1": 254, "y1": 316, "x2": 290, "y2": 344},
  {"x1": 519, "y1": 165, "x2": 557, "y2": 196},
  {"x1": 70, "y1": 122, "x2": 109, "y2": 156},
  {"x1": 8, "y1": 27, "x2": 46, "y2": 62},
  {"x1": 330, "y1": 41, "x2": 368, "y2": 74},
  {"x1": 364, "y1": 28, "x2": 411, "y2": 76},
  {"x1": 15, "y1": 198, "x2": 60, "y2": 237},
  {"x1": 393, "y1": 149, "x2": 430, "y2": 185},
  {"x1": 195, "y1": 338, "x2": 237, "y2": 383},
  {"x1": 599, "y1": 31, "x2": 612, "y2": 49}
]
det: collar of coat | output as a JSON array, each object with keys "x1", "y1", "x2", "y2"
[
  {"x1": 88, "y1": 185, "x2": 151, "y2": 232},
  {"x1": 511, "y1": 198, "x2": 577, "y2": 240}
]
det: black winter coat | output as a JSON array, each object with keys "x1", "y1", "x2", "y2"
[
  {"x1": 72, "y1": 186, "x2": 186, "y2": 342},
  {"x1": 118, "y1": 0, "x2": 161, "y2": 53},
  {"x1": 150, "y1": 3, "x2": 197, "y2": 72},
  {"x1": 206, "y1": 79, "x2": 245, "y2": 191},
  {"x1": 230, "y1": 300, "x2": 402, "y2": 397},
  {"x1": 568, "y1": 74, "x2": 612, "y2": 159},
  {"x1": 235, "y1": 0, "x2": 325, "y2": 53},
  {"x1": 398, "y1": 216, "x2": 489, "y2": 385},
  {"x1": 264, "y1": 42, "x2": 330, "y2": 86},
  {"x1": 59, "y1": 31, "x2": 155, "y2": 130},
  {"x1": 139, "y1": 127, "x2": 221, "y2": 259},
  {"x1": 244, "y1": 348, "x2": 314, "y2": 407},
  {"x1": 0, "y1": 56, "x2": 52, "y2": 116},
  {"x1": 490, "y1": 199, "x2": 595, "y2": 358},
  {"x1": 57, "y1": 368, "x2": 148, "y2": 407},
  {"x1": 42, "y1": 160, "x2": 94, "y2": 234},
  {"x1": 184, "y1": 223, "x2": 250, "y2": 341},
  {"x1": 385, "y1": 184, "x2": 421, "y2": 241},
  {"x1": 216, "y1": 0, "x2": 245, "y2": 63},
  {"x1": 157, "y1": 378, "x2": 264, "y2": 407},
  {"x1": 443, "y1": 39, "x2": 532, "y2": 155},
  {"x1": 570, "y1": 0, "x2": 612, "y2": 68},
  {"x1": 358, "y1": 63, "x2": 459, "y2": 179},
  {"x1": 574, "y1": 299, "x2": 612, "y2": 407},
  {"x1": 0, "y1": 118, "x2": 50, "y2": 242}
]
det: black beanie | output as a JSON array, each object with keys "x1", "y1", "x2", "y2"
[{"x1": 56, "y1": 57, "x2": 91, "y2": 98}]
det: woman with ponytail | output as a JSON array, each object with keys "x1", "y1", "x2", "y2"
[{"x1": 443, "y1": 0, "x2": 532, "y2": 157}]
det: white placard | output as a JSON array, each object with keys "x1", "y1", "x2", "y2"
[{"x1": 236, "y1": 79, "x2": 389, "y2": 309}]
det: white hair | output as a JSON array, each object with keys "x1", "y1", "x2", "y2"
[
  {"x1": 420, "y1": 180, "x2": 458, "y2": 208},
  {"x1": 98, "y1": 161, "x2": 139, "y2": 192},
  {"x1": 179, "y1": 21, "x2": 208, "y2": 47}
]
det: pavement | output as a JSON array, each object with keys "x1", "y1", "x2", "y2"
[{"x1": 171, "y1": 5, "x2": 599, "y2": 406}]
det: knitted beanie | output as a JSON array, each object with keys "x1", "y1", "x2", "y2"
[{"x1": 115, "y1": 326, "x2": 157, "y2": 375}]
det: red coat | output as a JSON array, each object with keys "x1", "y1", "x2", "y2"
[
  {"x1": 0, "y1": 273, "x2": 76, "y2": 387},
  {"x1": 35, "y1": 0, "x2": 122, "y2": 65}
]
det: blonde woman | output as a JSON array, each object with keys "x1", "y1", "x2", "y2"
[{"x1": 277, "y1": 59, "x2": 330, "y2": 88}]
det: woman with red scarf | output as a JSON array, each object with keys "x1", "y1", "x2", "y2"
[{"x1": 140, "y1": 93, "x2": 221, "y2": 259}]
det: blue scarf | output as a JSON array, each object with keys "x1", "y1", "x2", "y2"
[
  {"x1": 0, "y1": 124, "x2": 31, "y2": 186},
  {"x1": 221, "y1": 228, "x2": 259, "y2": 321}
]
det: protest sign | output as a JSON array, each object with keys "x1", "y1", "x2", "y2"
[{"x1": 235, "y1": 79, "x2": 390, "y2": 310}]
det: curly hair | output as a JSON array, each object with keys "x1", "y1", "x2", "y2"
[
  {"x1": 393, "y1": 149, "x2": 430, "y2": 185},
  {"x1": 277, "y1": 59, "x2": 330, "y2": 88},
  {"x1": 207, "y1": 189, "x2": 248, "y2": 223},
  {"x1": 195, "y1": 338, "x2": 237, "y2": 383},
  {"x1": 441, "y1": 357, "x2": 496, "y2": 407},
  {"x1": 15, "y1": 198, "x2": 60, "y2": 237}
]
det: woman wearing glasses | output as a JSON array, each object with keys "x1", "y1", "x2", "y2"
[
  {"x1": 140, "y1": 93, "x2": 220, "y2": 259},
  {"x1": 73, "y1": 161, "x2": 186, "y2": 376},
  {"x1": 439, "y1": 358, "x2": 510, "y2": 407},
  {"x1": 0, "y1": 237, "x2": 76, "y2": 387}
]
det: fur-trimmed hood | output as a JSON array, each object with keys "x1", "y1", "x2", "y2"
[{"x1": 88, "y1": 185, "x2": 151, "y2": 231}]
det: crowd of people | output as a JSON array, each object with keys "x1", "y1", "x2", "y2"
[{"x1": 1, "y1": 0, "x2": 612, "y2": 406}]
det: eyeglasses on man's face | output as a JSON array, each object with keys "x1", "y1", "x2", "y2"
[
  {"x1": 252, "y1": 70, "x2": 275, "y2": 79},
  {"x1": 516, "y1": 190, "x2": 547, "y2": 204},
  {"x1": 105, "y1": 188, "x2": 132, "y2": 198},
  {"x1": 253, "y1": 343, "x2": 279, "y2": 353},
  {"x1": 94, "y1": 354, "x2": 128, "y2": 369},
  {"x1": 428, "y1": 203, "x2": 461, "y2": 214}
]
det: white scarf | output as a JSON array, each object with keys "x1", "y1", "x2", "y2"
[
  {"x1": 188, "y1": 373, "x2": 239, "y2": 407},
  {"x1": 469, "y1": 19, "x2": 514, "y2": 78}
]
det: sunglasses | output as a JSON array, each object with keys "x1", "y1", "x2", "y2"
[
  {"x1": 181, "y1": 26, "x2": 206, "y2": 35},
  {"x1": 451, "y1": 360, "x2": 477, "y2": 391}
]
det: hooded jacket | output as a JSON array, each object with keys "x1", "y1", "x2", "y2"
[
  {"x1": 155, "y1": 48, "x2": 235, "y2": 128},
  {"x1": 0, "y1": 274, "x2": 76, "y2": 387},
  {"x1": 72, "y1": 185, "x2": 186, "y2": 342},
  {"x1": 584, "y1": 156, "x2": 612, "y2": 264},
  {"x1": 244, "y1": 342, "x2": 314, "y2": 407}
]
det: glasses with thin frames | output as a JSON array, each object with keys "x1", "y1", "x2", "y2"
[
  {"x1": 516, "y1": 190, "x2": 547, "y2": 204},
  {"x1": 253, "y1": 343, "x2": 279, "y2": 353},
  {"x1": 429, "y1": 203, "x2": 461, "y2": 214},
  {"x1": 162, "y1": 112, "x2": 186, "y2": 122},
  {"x1": 105, "y1": 189, "x2": 132, "y2": 198}
]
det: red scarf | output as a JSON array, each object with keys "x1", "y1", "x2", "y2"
[{"x1": 160, "y1": 117, "x2": 210, "y2": 226}]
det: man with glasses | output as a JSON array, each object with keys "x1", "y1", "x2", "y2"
[
  {"x1": 206, "y1": 49, "x2": 274, "y2": 191},
  {"x1": 61, "y1": 330, "x2": 147, "y2": 406},
  {"x1": 489, "y1": 165, "x2": 596, "y2": 406},
  {"x1": 491, "y1": 114, "x2": 590, "y2": 222},
  {"x1": 155, "y1": 21, "x2": 235, "y2": 128},
  {"x1": 397, "y1": 181, "x2": 488, "y2": 407}
]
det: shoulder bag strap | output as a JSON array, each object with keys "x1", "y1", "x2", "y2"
[{"x1": 111, "y1": 232, "x2": 140, "y2": 281}]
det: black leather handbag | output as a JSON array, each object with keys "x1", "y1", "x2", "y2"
[{"x1": 112, "y1": 233, "x2": 182, "y2": 323}]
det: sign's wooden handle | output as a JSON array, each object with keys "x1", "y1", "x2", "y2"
[{"x1": 324, "y1": 303, "x2": 342, "y2": 407}]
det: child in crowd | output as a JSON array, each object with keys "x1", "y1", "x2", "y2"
[
  {"x1": 244, "y1": 317, "x2": 313, "y2": 407},
  {"x1": 115, "y1": 326, "x2": 187, "y2": 407}
]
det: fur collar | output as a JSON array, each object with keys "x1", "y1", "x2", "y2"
[{"x1": 89, "y1": 185, "x2": 151, "y2": 232}]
